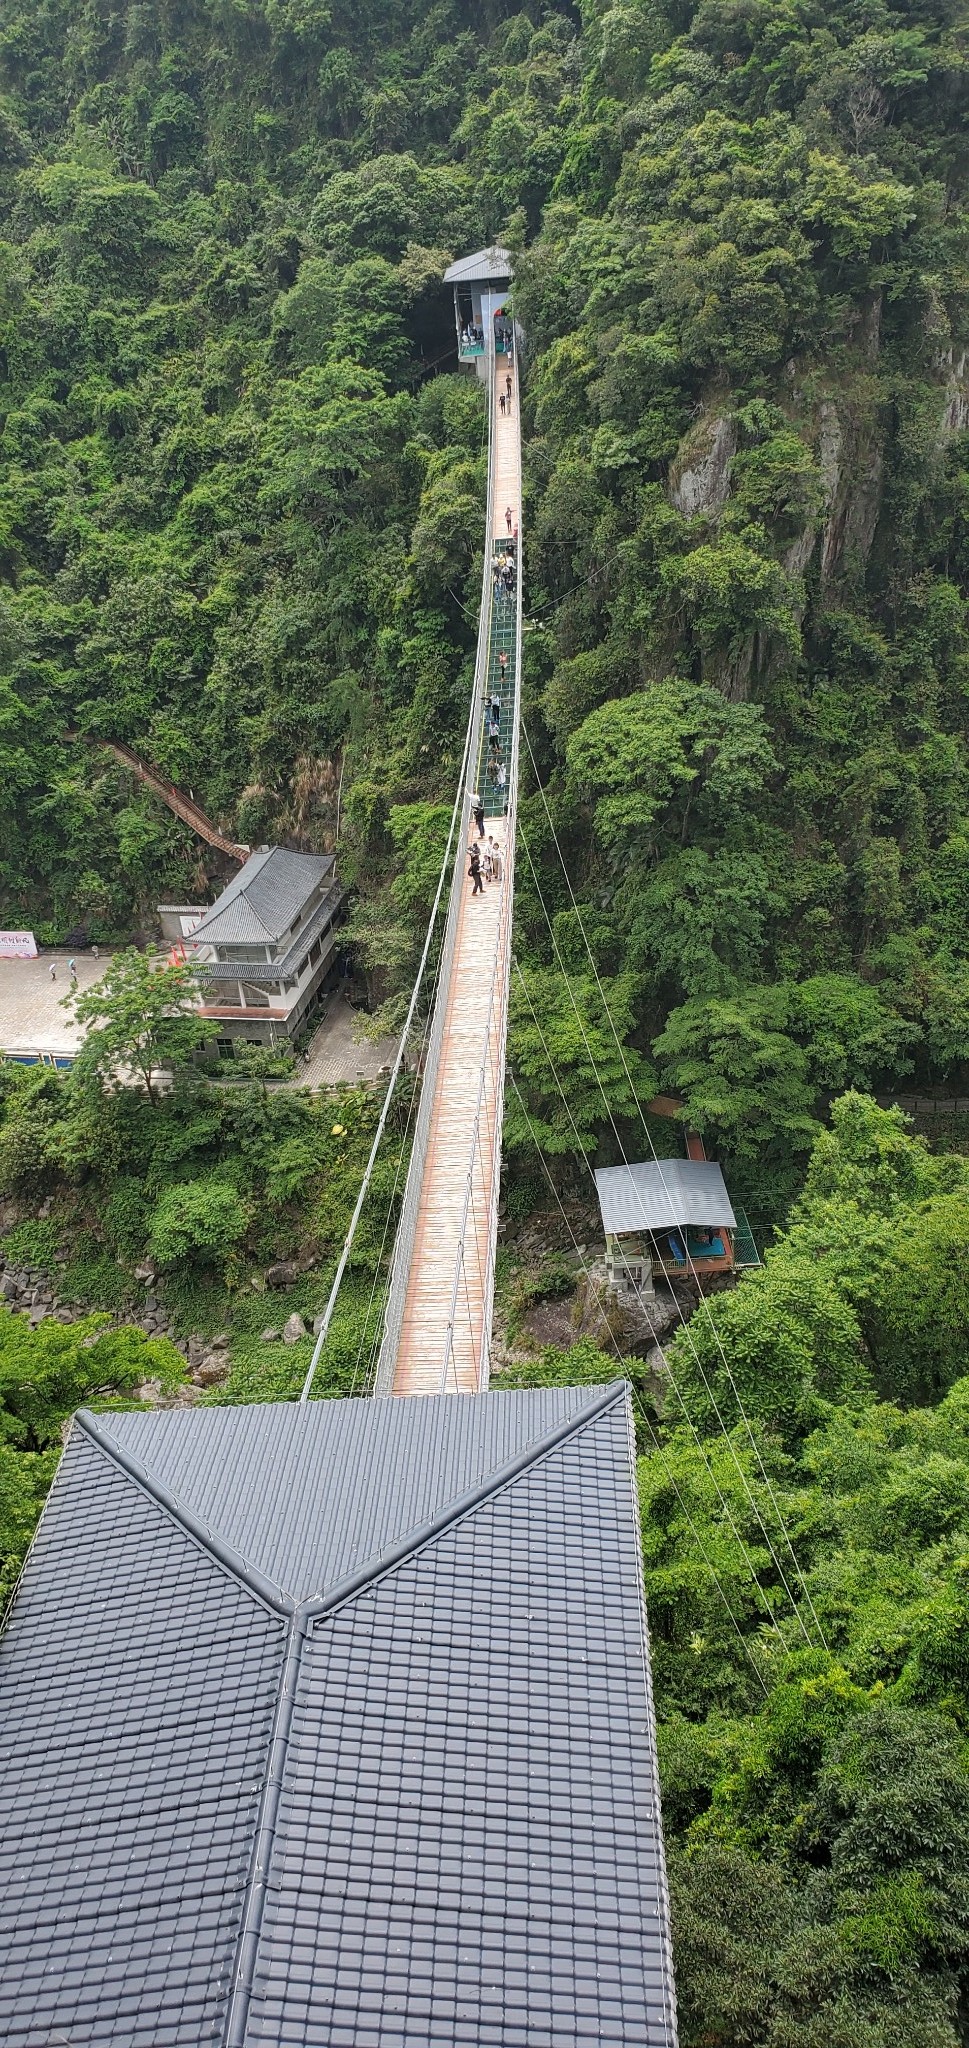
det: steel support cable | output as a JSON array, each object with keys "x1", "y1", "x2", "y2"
[
  {"x1": 351, "y1": 840, "x2": 465, "y2": 1399},
  {"x1": 511, "y1": 849, "x2": 813, "y2": 1649},
  {"x1": 511, "y1": 957, "x2": 788, "y2": 1647},
  {"x1": 512, "y1": 842, "x2": 814, "y2": 1649},
  {"x1": 504, "y1": 1063, "x2": 772, "y2": 1698},
  {"x1": 357, "y1": 965, "x2": 446, "y2": 1400},
  {"x1": 298, "y1": 664, "x2": 482, "y2": 1406},
  {"x1": 519, "y1": 722, "x2": 828, "y2": 1652},
  {"x1": 349, "y1": 976, "x2": 441, "y2": 1398}
]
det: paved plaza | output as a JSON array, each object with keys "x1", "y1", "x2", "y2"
[
  {"x1": 0, "y1": 956, "x2": 396, "y2": 1087},
  {"x1": 295, "y1": 995, "x2": 396, "y2": 1089},
  {"x1": 0, "y1": 952, "x2": 110, "y2": 1062}
]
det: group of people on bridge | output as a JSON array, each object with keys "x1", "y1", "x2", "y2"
[
  {"x1": 485, "y1": 688, "x2": 507, "y2": 794},
  {"x1": 467, "y1": 812, "x2": 504, "y2": 896},
  {"x1": 494, "y1": 543, "x2": 517, "y2": 602}
]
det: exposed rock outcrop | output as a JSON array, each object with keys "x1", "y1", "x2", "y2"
[{"x1": 669, "y1": 412, "x2": 736, "y2": 520}]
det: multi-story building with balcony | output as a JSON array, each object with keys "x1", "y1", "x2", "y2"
[{"x1": 169, "y1": 846, "x2": 344, "y2": 1052}]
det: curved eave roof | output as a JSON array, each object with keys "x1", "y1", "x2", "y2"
[{"x1": 443, "y1": 245, "x2": 513, "y2": 286}]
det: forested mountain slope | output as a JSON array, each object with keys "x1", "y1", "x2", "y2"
[
  {"x1": 5, "y1": 1, "x2": 969, "y2": 2043},
  {"x1": 4, "y1": 0, "x2": 969, "y2": 1193},
  {"x1": 512, "y1": 0, "x2": 969, "y2": 1213}
]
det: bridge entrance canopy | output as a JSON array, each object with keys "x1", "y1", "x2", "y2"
[{"x1": 445, "y1": 245, "x2": 513, "y2": 375}]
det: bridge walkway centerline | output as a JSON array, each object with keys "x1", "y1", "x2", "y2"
[{"x1": 375, "y1": 342, "x2": 522, "y2": 1397}]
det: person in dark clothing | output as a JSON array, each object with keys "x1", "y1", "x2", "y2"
[
  {"x1": 468, "y1": 844, "x2": 483, "y2": 894},
  {"x1": 499, "y1": 393, "x2": 506, "y2": 416},
  {"x1": 506, "y1": 374, "x2": 512, "y2": 399},
  {"x1": 473, "y1": 799, "x2": 485, "y2": 837}
]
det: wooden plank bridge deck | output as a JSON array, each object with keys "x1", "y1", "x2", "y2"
[{"x1": 383, "y1": 352, "x2": 521, "y2": 1397}]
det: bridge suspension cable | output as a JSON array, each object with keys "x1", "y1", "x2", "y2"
[
  {"x1": 513, "y1": 800, "x2": 825, "y2": 1650},
  {"x1": 297, "y1": 682, "x2": 480, "y2": 1405}
]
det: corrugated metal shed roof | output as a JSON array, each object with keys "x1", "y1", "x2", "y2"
[
  {"x1": 191, "y1": 848, "x2": 335, "y2": 947},
  {"x1": 596, "y1": 1158, "x2": 736, "y2": 1234},
  {"x1": 443, "y1": 245, "x2": 513, "y2": 285},
  {"x1": 0, "y1": 1386, "x2": 677, "y2": 2047}
]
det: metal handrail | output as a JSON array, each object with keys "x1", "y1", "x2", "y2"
[
  {"x1": 477, "y1": 366, "x2": 523, "y2": 1385},
  {"x1": 435, "y1": 356, "x2": 523, "y2": 1394}
]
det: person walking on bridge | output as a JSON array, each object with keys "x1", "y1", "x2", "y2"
[
  {"x1": 468, "y1": 843, "x2": 483, "y2": 895},
  {"x1": 505, "y1": 506, "x2": 513, "y2": 534},
  {"x1": 499, "y1": 393, "x2": 506, "y2": 416},
  {"x1": 472, "y1": 793, "x2": 485, "y2": 838}
]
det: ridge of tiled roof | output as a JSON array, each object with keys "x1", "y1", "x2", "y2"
[{"x1": 94, "y1": 1387, "x2": 603, "y2": 1603}]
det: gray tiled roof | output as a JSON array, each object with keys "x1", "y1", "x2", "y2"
[
  {"x1": 191, "y1": 847, "x2": 335, "y2": 947},
  {"x1": 198, "y1": 883, "x2": 345, "y2": 983},
  {"x1": 0, "y1": 1386, "x2": 677, "y2": 2047},
  {"x1": 0, "y1": 1427, "x2": 287, "y2": 2048},
  {"x1": 443, "y1": 246, "x2": 513, "y2": 285},
  {"x1": 596, "y1": 1158, "x2": 736, "y2": 1235}
]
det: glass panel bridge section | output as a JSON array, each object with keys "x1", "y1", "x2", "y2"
[{"x1": 374, "y1": 347, "x2": 522, "y2": 1398}]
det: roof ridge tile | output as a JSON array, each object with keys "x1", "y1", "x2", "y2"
[{"x1": 75, "y1": 1411, "x2": 295, "y2": 1616}]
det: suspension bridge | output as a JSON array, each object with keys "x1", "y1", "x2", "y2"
[{"x1": 370, "y1": 334, "x2": 522, "y2": 1398}]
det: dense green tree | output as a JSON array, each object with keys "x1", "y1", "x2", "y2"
[{"x1": 69, "y1": 951, "x2": 208, "y2": 1105}]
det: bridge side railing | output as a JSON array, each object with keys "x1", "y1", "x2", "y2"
[
  {"x1": 477, "y1": 371, "x2": 523, "y2": 1386},
  {"x1": 373, "y1": 342, "x2": 498, "y2": 1395}
]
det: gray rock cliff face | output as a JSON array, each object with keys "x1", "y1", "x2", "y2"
[
  {"x1": 669, "y1": 413, "x2": 737, "y2": 520},
  {"x1": 939, "y1": 348, "x2": 969, "y2": 443}
]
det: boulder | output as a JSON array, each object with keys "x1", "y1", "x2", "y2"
[
  {"x1": 211, "y1": 1332, "x2": 230, "y2": 1350},
  {"x1": 282, "y1": 1312, "x2": 307, "y2": 1345},
  {"x1": 0, "y1": 1273, "x2": 19, "y2": 1301},
  {"x1": 134, "y1": 1263, "x2": 157, "y2": 1283},
  {"x1": 312, "y1": 1314, "x2": 326, "y2": 1338},
  {"x1": 194, "y1": 1354, "x2": 230, "y2": 1387},
  {"x1": 28, "y1": 1305, "x2": 48, "y2": 1326},
  {"x1": 187, "y1": 1334, "x2": 206, "y2": 1368},
  {"x1": 260, "y1": 1328, "x2": 281, "y2": 1343},
  {"x1": 266, "y1": 1259, "x2": 302, "y2": 1289}
]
